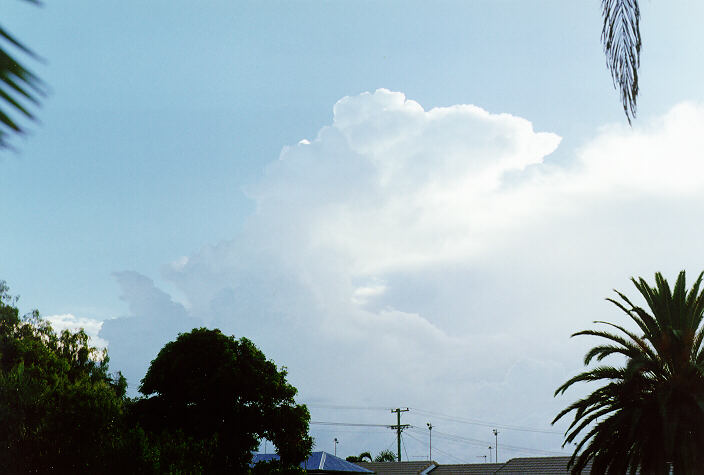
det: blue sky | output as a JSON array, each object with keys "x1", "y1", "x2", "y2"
[{"x1": 4, "y1": 0, "x2": 704, "y2": 463}]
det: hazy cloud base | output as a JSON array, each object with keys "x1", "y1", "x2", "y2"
[{"x1": 92, "y1": 90, "x2": 704, "y2": 461}]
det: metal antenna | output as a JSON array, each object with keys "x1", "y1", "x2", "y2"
[
  {"x1": 426, "y1": 422, "x2": 433, "y2": 460},
  {"x1": 493, "y1": 429, "x2": 499, "y2": 463}
]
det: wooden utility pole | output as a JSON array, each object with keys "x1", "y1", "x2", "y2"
[{"x1": 390, "y1": 408, "x2": 410, "y2": 461}]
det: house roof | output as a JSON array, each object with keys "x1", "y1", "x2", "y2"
[
  {"x1": 494, "y1": 456, "x2": 591, "y2": 474},
  {"x1": 430, "y1": 463, "x2": 505, "y2": 474},
  {"x1": 358, "y1": 461, "x2": 436, "y2": 474},
  {"x1": 252, "y1": 451, "x2": 373, "y2": 473},
  {"x1": 353, "y1": 457, "x2": 592, "y2": 475}
]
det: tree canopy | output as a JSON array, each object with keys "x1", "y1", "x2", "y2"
[
  {"x1": 134, "y1": 327, "x2": 312, "y2": 473},
  {"x1": 0, "y1": 283, "x2": 311, "y2": 473},
  {"x1": 0, "y1": 281, "x2": 150, "y2": 473},
  {"x1": 346, "y1": 451, "x2": 373, "y2": 463},
  {"x1": 554, "y1": 271, "x2": 704, "y2": 473},
  {"x1": 346, "y1": 449, "x2": 395, "y2": 463},
  {"x1": 374, "y1": 449, "x2": 397, "y2": 462}
]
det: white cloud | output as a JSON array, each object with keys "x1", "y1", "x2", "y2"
[
  {"x1": 246, "y1": 89, "x2": 562, "y2": 276},
  {"x1": 570, "y1": 102, "x2": 704, "y2": 196},
  {"x1": 100, "y1": 90, "x2": 704, "y2": 461},
  {"x1": 351, "y1": 282, "x2": 387, "y2": 305},
  {"x1": 45, "y1": 313, "x2": 108, "y2": 349}
]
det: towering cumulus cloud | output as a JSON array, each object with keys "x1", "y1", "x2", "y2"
[{"x1": 101, "y1": 91, "x2": 704, "y2": 457}]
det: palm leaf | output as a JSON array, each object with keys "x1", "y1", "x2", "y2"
[
  {"x1": 0, "y1": 1, "x2": 46, "y2": 151},
  {"x1": 601, "y1": 0, "x2": 641, "y2": 124}
]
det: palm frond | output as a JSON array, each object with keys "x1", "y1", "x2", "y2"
[
  {"x1": 601, "y1": 0, "x2": 641, "y2": 124},
  {"x1": 590, "y1": 321, "x2": 659, "y2": 361},
  {"x1": 554, "y1": 385, "x2": 612, "y2": 424},
  {"x1": 584, "y1": 343, "x2": 642, "y2": 365},
  {"x1": 554, "y1": 365, "x2": 625, "y2": 396},
  {"x1": 693, "y1": 327, "x2": 704, "y2": 364},
  {"x1": 608, "y1": 291, "x2": 661, "y2": 340},
  {"x1": 0, "y1": 2, "x2": 46, "y2": 151}
]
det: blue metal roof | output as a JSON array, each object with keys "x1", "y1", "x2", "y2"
[
  {"x1": 252, "y1": 453, "x2": 281, "y2": 464},
  {"x1": 252, "y1": 451, "x2": 373, "y2": 472}
]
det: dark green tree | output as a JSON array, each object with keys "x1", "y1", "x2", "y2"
[
  {"x1": 134, "y1": 327, "x2": 312, "y2": 473},
  {"x1": 0, "y1": 281, "x2": 149, "y2": 474},
  {"x1": 554, "y1": 271, "x2": 704, "y2": 474},
  {"x1": 600, "y1": 0, "x2": 641, "y2": 124},
  {"x1": 1, "y1": 0, "x2": 45, "y2": 150}
]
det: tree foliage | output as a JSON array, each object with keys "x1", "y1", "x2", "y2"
[
  {"x1": 0, "y1": 281, "x2": 147, "y2": 473},
  {"x1": 0, "y1": 283, "x2": 310, "y2": 473},
  {"x1": 0, "y1": 0, "x2": 45, "y2": 150},
  {"x1": 133, "y1": 327, "x2": 312, "y2": 473},
  {"x1": 346, "y1": 451, "x2": 373, "y2": 463},
  {"x1": 554, "y1": 271, "x2": 704, "y2": 474},
  {"x1": 601, "y1": 0, "x2": 641, "y2": 124},
  {"x1": 374, "y1": 449, "x2": 397, "y2": 462}
]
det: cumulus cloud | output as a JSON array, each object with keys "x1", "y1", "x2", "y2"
[
  {"x1": 99, "y1": 271, "x2": 201, "y2": 388},
  {"x1": 245, "y1": 90, "x2": 562, "y2": 276},
  {"x1": 100, "y1": 90, "x2": 704, "y2": 460},
  {"x1": 45, "y1": 313, "x2": 108, "y2": 349}
]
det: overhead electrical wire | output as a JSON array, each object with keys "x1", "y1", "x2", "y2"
[
  {"x1": 409, "y1": 407, "x2": 563, "y2": 435},
  {"x1": 313, "y1": 428, "x2": 389, "y2": 434},
  {"x1": 403, "y1": 431, "x2": 466, "y2": 464},
  {"x1": 306, "y1": 407, "x2": 567, "y2": 459},
  {"x1": 304, "y1": 402, "x2": 563, "y2": 435},
  {"x1": 310, "y1": 421, "x2": 566, "y2": 458},
  {"x1": 407, "y1": 427, "x2": 565, "y2": 457},
  {"x1": 310, "y1": 421, "x2": 394, "y2": 428},
  {"x1": 384, "y1": 436, "x2": 397, "y2": 452},
  {"x1": 305, "y1": 403, "x2": 392, "y2": 411},
  {"x1": 402, "y1": 433, "x2": 409, "y2": 462}
]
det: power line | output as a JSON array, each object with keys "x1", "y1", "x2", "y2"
[
  {"x1": 410, "y1": 407, "x2": 563, "y2": 435},
  {"x1": 401, "y1": 434, "x2": 416, "y2": 461},
  {"x1": 416, "y1": 428, "x2": 491, "y2": 448},
  {"x1": 307, "y1": 406, "x2": 566, "y2": 458},
  {"x1": 306, "y1": 403, "x2": 392, "y2": 411},
  {"x1": 310, "y1": 421, "x2": 394, "y2": 428},
  {"x1": 384, "y1": 436, "x2": 398, "y2": 452},
  {"x1": 401, "y1": 431, "x2": 409, "y2": 462},
  {"x1": 306, "y1": 403, "x2": 563, "y2": 435},
  {"x1": 407, "y1": 427, "x2": 565, "y2": 457},
  {"x1": 404, "y1": 431, "x2": 466, "y2": 464},
  {"x1": 313, "y1": 428, "x2": 390, "y2": 434},
  {"x1": 489, "y1": 442, "x2": 565, "y2": 457}
]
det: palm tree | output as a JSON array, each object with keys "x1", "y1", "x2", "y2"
[
  {"x1": 374, "y1": 450, "x2": 396, "y2": 462},
  {"x1": 554, "y1": 271, "x2": 704, "y2": 474},
  {"x1": 345, "y1": 452, "x2": 373, "y2": 463},
  {"x1": 1, "y1": 0, "x2": 45, "y2": 150},
  {"x1": 600, "y1": 0, "x2": 641, "y2": 124}
]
